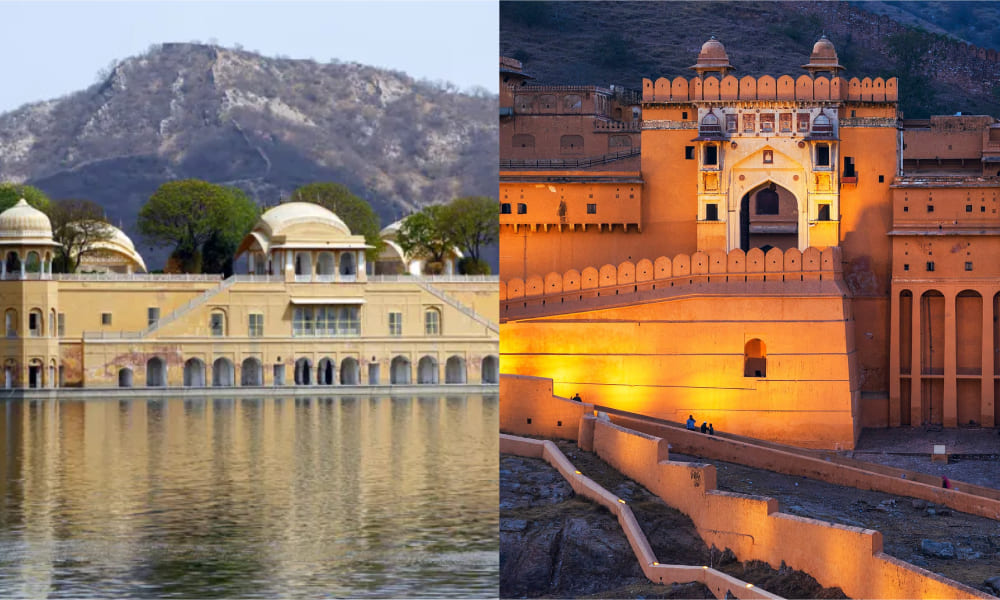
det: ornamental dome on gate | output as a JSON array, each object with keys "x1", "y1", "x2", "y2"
[
  {"x1": 802, "y1": 35, "x2": 845, "y2": 76},
  {"x1": 690, "y1": 36, "x2": 734, "y2": 77}
]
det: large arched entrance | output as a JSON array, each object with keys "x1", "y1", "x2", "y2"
[
  {"x1": 212, "y1": 358, "x2": 234, "y2": 387},
  {"x1": 738, "y1": 181, "x2": 800, "y2": 252},
  {"x1": 241, "y1": 358, "x2": 263, "y2": 386}
]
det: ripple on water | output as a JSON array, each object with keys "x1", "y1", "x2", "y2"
[{"x1": 0, "y1": 394, "x2": 498, "y2": 598}]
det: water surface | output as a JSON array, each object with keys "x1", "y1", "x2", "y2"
[{"x1": 0, "y1": 394, "x2": 498, "y2": 598}]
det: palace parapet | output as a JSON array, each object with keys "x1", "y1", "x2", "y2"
[{"x1": 642, "y1": 75, "x2": 898, "y2": 104}]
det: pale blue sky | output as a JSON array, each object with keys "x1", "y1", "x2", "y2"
[{"x1": 0, "y1": 0, "x2": 498, "y2": 112}]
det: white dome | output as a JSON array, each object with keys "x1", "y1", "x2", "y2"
[
  {"x1": 80, "y1": 223, "x2": 146, "y2": 272},
  {"x1": 259, "y1": 202, "x2": 352, "y2": 237},
  {"x1": 0, "y1": 199, "x2": 56, "y2": 244}
]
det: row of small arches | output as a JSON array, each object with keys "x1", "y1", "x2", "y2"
[
  {"x1": 502, "y1": 246, "x2": 842, "y2": 300},
  {"x1": 121, "y1": 355, "x2": 501, "y2": 387},
  {"x1": 642, "y1": 75, "x2": 898, "y2": 103}
]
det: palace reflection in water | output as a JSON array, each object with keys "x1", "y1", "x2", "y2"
[{"x1": 0, "y1": 394, "x2": 498, "y2": 598}]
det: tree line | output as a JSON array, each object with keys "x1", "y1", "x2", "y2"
[{"x1": 0, "y1": 180, "x2": 498, "y2": 275}]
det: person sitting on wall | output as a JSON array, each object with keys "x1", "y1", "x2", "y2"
[
  {"x1": 708, "y1": 423, "x2": 715, "y2": 435},
  {"x1": 571, "y1": 393, "x2": 582, "y2": 402},
  {"x1": 686, "y1": 415, "x2": 696, "y2": 430},
  {"x1": 942, "y1": 475, "x2": 952, "y2": 489},
  {"x1": 700, "y1": 422, "x2": 708, "y2": 434}
]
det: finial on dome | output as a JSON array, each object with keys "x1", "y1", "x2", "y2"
[{"x1": 15, "y1": 198, "x2": 28, "y2": 207}]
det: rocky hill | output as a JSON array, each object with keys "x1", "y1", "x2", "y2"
[
  {"x1": 0, "y1": 43, "x2": 497, "y2": 266},
  {"x1": 500, "y1": 1, "x2": 1000, "y2": 119}
]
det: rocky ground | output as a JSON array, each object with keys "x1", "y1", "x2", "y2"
[
  {"x1": 667, "y1": 448, "x2": 1000, "y2": 596},
  {"x1": 852, "y1": 427, "x2": 1000, "y2": 489},
  {"x1": 500, "y1": 451, "x2": 846, "y2": 599}
]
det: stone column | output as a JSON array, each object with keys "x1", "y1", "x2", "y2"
[
  {"x1": 911, "y1": 287, "x2": 922, "y2": 426},
  {"x1": 888, "y1": 288, "x2": 901, "y2": 427},
  {"x1": 983, "y1": 290, "x2": 995, "y2": 427},
  {"x1": 333, "y1": 251, "x2": 340, "y2": 282},
  {"x1": 357, "y1": 251, "x2": 366, "y2": 282},
  {"x1": 944, "y1": 292, "x2": 957, "y2": 428}
]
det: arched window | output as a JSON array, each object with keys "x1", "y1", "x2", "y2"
[
  {"x1": 700, "y1": 112, "x2": 721, "y2": 135},
  {"x1": 744, "y1": 339, "x2": 766, "y2": 378},
  {"x1": 812, "y1": 114, "x2": 832, "y2": 133},
  {"x1": 5, "y1": 309, "x2": 17, "y2": 338},
  {"x1": 28, "y1": 309, "x2": 43, "y2": 337},
  {"x1": 210, "y1": 310, "x2": 226, "y2": 337},
  {"x1": 340, "y1": 252, "x2": 356, "y2": 276},
  {"x1": 424, "y1": 308, "x2": 441, "y2": 335},
  {"x1": 25, "y1": 252, "x2": 40, "y2": 274}
]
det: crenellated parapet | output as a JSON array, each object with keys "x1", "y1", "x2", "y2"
[
  {"x1": 501, "y1": 246, "x2": 844, "y2": 319},
  {"x1": 642, "y1": 75, "x2": 898, "y2": 104}
]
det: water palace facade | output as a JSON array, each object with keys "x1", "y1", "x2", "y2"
[
  {"x1": 0, "y1": 199, "x2": 498, "y2": 389},
  {"x1": 499, "y1": 38, "x2": 1000, "y2": 449}
]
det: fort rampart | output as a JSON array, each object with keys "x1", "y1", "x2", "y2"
[{"x1": 500, "y1": 374, "x2": 994, "y2": 599}]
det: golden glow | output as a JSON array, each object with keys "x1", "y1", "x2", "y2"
[
  {"x1": 747, "y1": 583, "x2": 754, "y2": 588},
  {"x1": 617, "y1": 498, "x2": 626, "y2": 504},
  {"x1": 574, "y1": 470, "x2": 582, "y2": 474}
]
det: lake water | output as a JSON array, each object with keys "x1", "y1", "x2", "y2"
[{"x1": 0, "y1": 393, "x2": 498, "y2": 598}]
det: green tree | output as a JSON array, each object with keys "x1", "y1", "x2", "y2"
[
  {"x1": 289, "y1": 182, "x2": 383, "y2": 260},
  {"x1": 396, "y1": 204, "x2": 454, "y2": 275},
  {"x1": 202, "y1": 187, "x2": 259, "y2": 276},
  {"x1": 138, "y1": 179, "x2": 256, "y2": 273},
  {"x1": 0, "y1": 183, "x2": 51, "y2": 214},
  {"x1": 442, "y1": 196, "x2": 498, "y2": 274},
  {"x1": 49, "y1": 198, "x2": 115, "y2": 273}
]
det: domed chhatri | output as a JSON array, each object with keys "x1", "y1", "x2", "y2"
[
  {"x1": 236, "y1": 201, "x2": 371, "y2": 281},
  {"x1": 802, "y1": 35, "x2": 845, "y2": 76},
  {"x1": 0, "y1": 199, "x2": 57, "y2": 243},
  {"x1": 690, "y1": 36, "x2": 734, "y2": 77},
  {"x1": 76, "y1": 223, "x2": 147, "y2": 274},
  {"x1": 376, "y1": 219, "x2": 463, "y2": 276}
]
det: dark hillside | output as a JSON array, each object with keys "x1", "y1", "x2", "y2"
[{"x1": 501, "y1": 1, "x2": 1000, "y2": 118}]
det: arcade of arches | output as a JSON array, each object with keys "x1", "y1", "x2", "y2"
[
  {"x1": 117, "y1": 353, "x2": 501, "y2": 388},
  {"x1": 891, "y1": 287, "x2": 999, "y2": 428}
]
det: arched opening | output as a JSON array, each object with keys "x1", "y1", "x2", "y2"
[
  {"x1": 340, "y1": 357, "x2": 360, "y2": 385},
  {"x1": 4, "y1": 252, "x2": 20, "y2": 278},
  {"x1": 28, "y1": 309, "x2": 43, "y2": 337},
  {"x1": 28, "y1": 359, "x2": 42, "y2": 388},
  {"x1": 241, "y1": 358, "x2": 263, "y2": 386},
  {"x1": 49, "y1": 309, "x2": 56, "y2": 338},
  {"x1": 340, "y1": 252, "x2": 356, "y2": 276},
  {"x1": 25, "y1": 251, "x2": 40, "y2": 274},
  {"x1": 744, "y1": 339, "x2": 766, "y2": 378},
  {"x1": 739, "y1": 181, "x2": 799, "y2": 252},
  {"x1": 921, "y1": 290, "x2": 945, "y2": 426},
  {"x1": 3, "y1": 360, "x2": 16, "y2": 388},
  {"x1": 294, "y1": 252, "x2": 312, "y2": 277},
  {"x1": 4, "y1": 309, "x2": 15, "y2": 338},
  {"x1": 118, "y1": 367, "x2": 133, "y2": 388},
  {"x1": 956, "y1": 290, "x2": 982, "y2": 426},
  {"x1": 294, "y1": 357, "x2": 312, "y2": 385},
  {"x1": 183, "y1": 358, "x2": 206, "y2": 387},
  {"x1": 316, "y1": 252, "x2": 336, "y2": 277},
  {"x1": 445, "y1": 355, "x2": 466, "y2": 384},
  {"x1": 146, "y1": 357, "x2": 167, "y2": 387},
  {"x1": 481, "y1": 356, "x2": 499, "y2": 384},
  {"x1": 212, "y1": 358, "x2": 234, "y2": 387},
  {"x1": 417, "y1": 355, "x2": 438, "y2": 384},
  {"x1": 390, "y1": 356, "x2": 410, "y2": 384},
  {"x1": 317, "y1": 357, "x2": 336, "y2": 385}
]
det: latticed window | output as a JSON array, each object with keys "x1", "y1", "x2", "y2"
[
  {"x1": 293, "y1": 305, "x2": 360, "y2": 337},
  {"x1": 389, "y1": 312, "x2": 402, "y2": 336},
  {"x1": 425, "y1": 309, "x2": 440, "y2": 335}
]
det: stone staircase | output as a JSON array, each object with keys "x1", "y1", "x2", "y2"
[{"x1": 143, "y1": 275, "x2": 239, "y2": 337}]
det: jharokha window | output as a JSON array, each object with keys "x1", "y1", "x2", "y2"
[
  {"x1": 742, "y1": 114, "x2": 755, "y2": 133},
  {"x1": 760, "y1": 114, "x2": 775, "y2": 133},
  {"x1": 779, "y1": 113, "x2": 792, "y2": 132},
  {"x1": 796, "y1": 113, "x2": 810, "y2": 132},
  {"x1": 726, "y1": 114, "x2": 737, "y2": 133}
]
